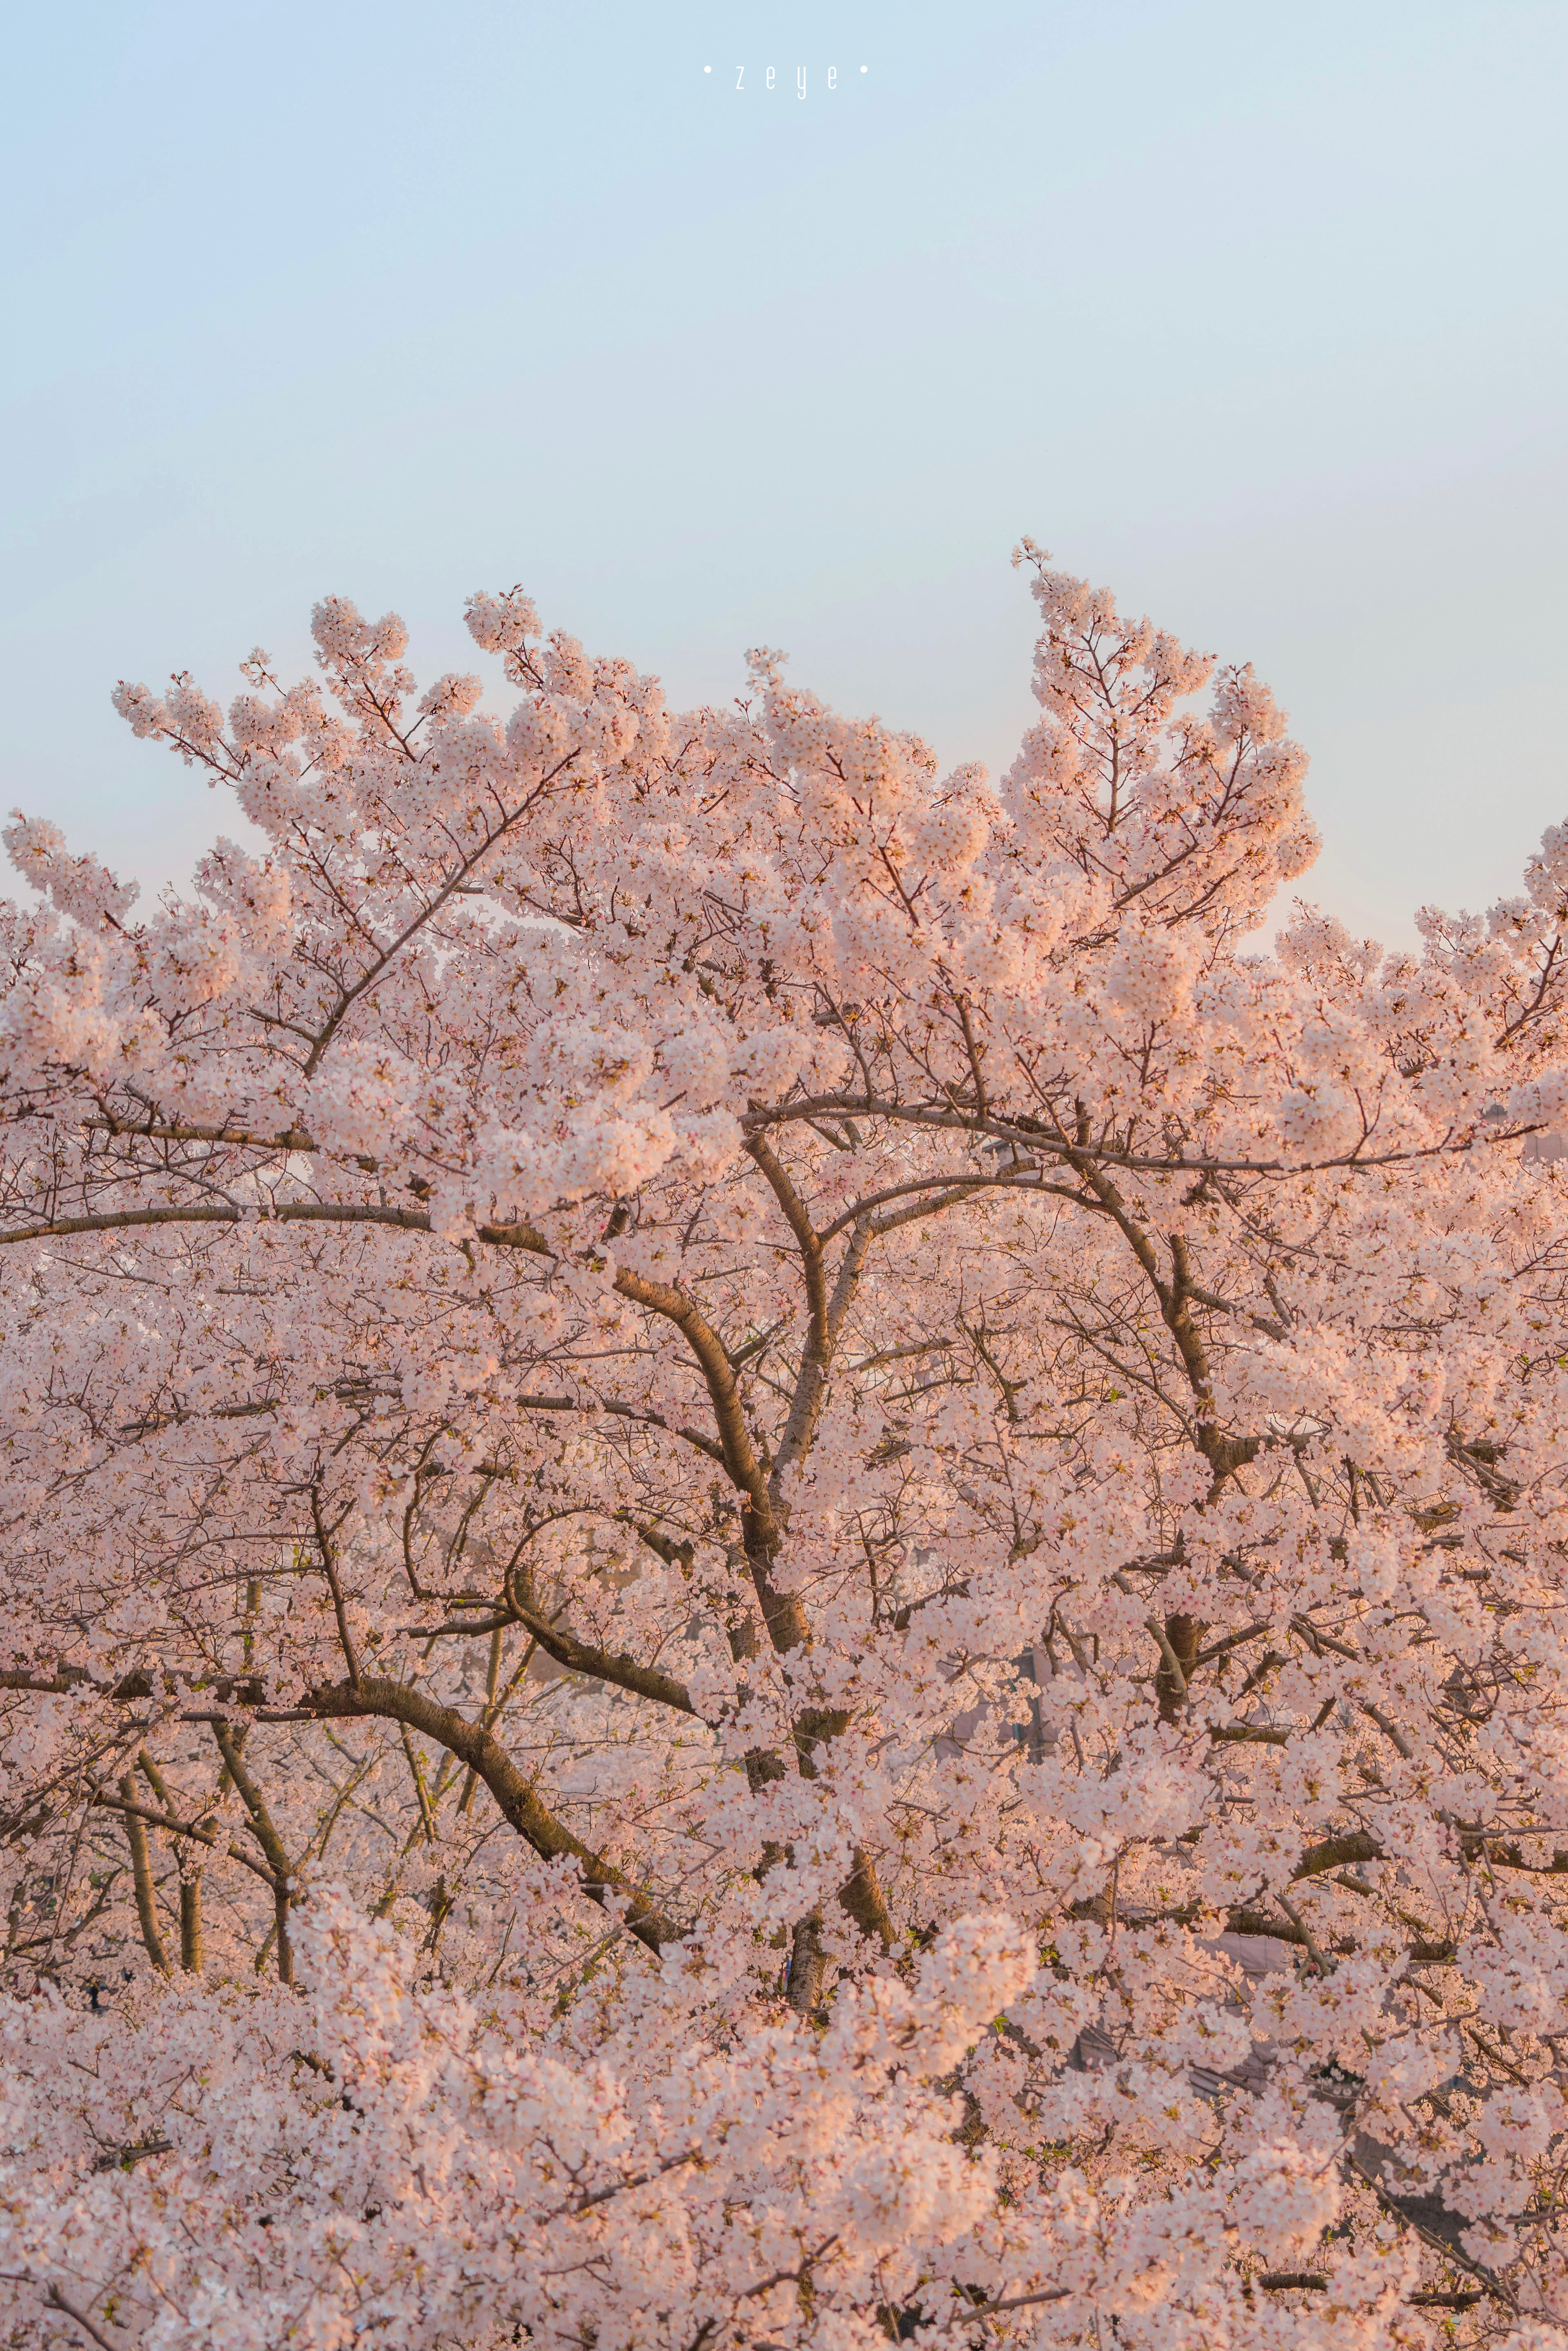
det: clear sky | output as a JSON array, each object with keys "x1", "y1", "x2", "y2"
[{"x1": 3, "y1": 0, "x2": 1564, "y2": 945}]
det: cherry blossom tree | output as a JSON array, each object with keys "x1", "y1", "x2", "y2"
[{"x1": 4, "y1": 545, "x2": 1568, "y2": 2348}]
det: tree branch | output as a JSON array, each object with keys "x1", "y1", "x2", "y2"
[{"x1": 299, "y1": 1673, "x2": 682, "y2": 1952}]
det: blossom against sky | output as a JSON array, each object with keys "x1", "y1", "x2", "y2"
[{"x1": 2, "y1": 0, "x2": 1563, "y2": 944}]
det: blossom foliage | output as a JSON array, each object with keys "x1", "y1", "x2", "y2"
[{"x1": 4, "y1": 550, "x2": 1568, "y2": 2346}]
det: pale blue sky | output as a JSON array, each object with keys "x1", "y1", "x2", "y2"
[{"x1": 3, "y1": 0, "x2": 1563, "y2": 943}]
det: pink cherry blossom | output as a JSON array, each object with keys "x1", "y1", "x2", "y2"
[{"x1": 2, "y1": 549, "x2": 1568, "y2": 2346}]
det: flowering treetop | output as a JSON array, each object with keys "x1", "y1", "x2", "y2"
[{"x1": 2, "y1": 548, "x2": 1568, "y2": 2349}]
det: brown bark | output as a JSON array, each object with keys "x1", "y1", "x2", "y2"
[
  {"x1": 302, "y1": 1673, "x2": 682, "y2": 1952},
  {"x1": 212, "y1": 1723, "x2": 295, "y2": 1985},
  {"x1": 118, "y1": 1774, "x2": 169, "y2": 1975},
  {"x1": 1156, "y1": 1612, "x2": 1203, "y2": 1724},
  {"x1": 786, "y1": 1910, "x2": 827, "y2": 2014},
  {"x1": 179, "y1": 1868, "x2": 204, "y2": 1973}
]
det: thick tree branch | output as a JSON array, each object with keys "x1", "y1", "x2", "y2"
[
  {"x1": 116, "y1": 1774, "x2": 168, "y2": 1975},
  {"x1": 299, "y1": 1673, "x2": 682, "y2": 1952}
]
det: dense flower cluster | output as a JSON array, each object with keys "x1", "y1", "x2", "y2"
[{"x1": 3, "y1": 549, "x2": 1568, "y2": 2347}]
